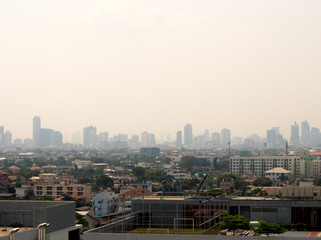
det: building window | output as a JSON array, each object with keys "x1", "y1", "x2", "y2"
[
  {"x1": 36, "y1": 186, "x2": 42, "y2": 190},
  {"x1": 78, "y1": 192, "x2": 83, "y2": 196},
  {"x1": 67, "y1": 192, "x2": 73, "y2": 195},
  {"x1": 57, "y1": 192, "x2": 62, "y2": 196},
  {"x1": 57, "y1": 186, "x2": 63, "y2": 191},
  {"x1": 47, "y1": 191, "x2": 52, "y2": 196},
  {"x1": 47, "y1": 186, "x2": 52, "y2": 190},
  {"x1": 36, "y1": 191, "x2": 42, "y2": 195},
  {"x1": 67, "y1": 187, "x2": 73, "y2": 191}
]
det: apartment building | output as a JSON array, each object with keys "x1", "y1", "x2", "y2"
[
  {"x1": 230, "y1": 156, "x2": 301, "y2": 176},
  {"x1": 34, "y1": 183, "x2": 91, "y2": 202}
]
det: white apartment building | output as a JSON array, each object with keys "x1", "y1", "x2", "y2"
[{"x1": 230, "y1": 156, "x2": 301, "y2": 176}]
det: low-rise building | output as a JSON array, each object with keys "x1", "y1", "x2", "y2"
[
  {"x1": 34, "y1": 183, "x2": 91, "y2": 202},
  {"x1": 265, "y1": 167, "x2": 292, "y2": 181}
]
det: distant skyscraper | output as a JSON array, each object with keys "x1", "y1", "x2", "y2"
[
  {"x1": 4, "y1": 131, "x2": 12, "y2": 147},
  {"x1": 301, "y1": 120, "x2": 310, "y2": 145},
  {"x1": 53, "y1": 131, "x2": 62, "y2": 147},
  {"x1": 40, "y1": 128, "x2": 54, "y2": 147},
  {"x1": 184, "y1": 124, "x2": 193, "y2": 146},
  {"x1": 212, "y1": 132, "x2": 220, "y2": 146},
  {"x1": 221, "y1": 128, "x2": 231, "y2": 147},
  {"x1": 141, "y1": 131, "x2": 151, "y2": 147},
  {"x1": 33, "y1": 116, "x2": 41, "y2": 147},
  {"x1": 176, "y1": 131, "x2": 182, "y2": 146},
  {"x1": 0, "y1": 126, "x2": 4, "y2": 146},
  {"x1": 83, "y1": 126, "x2": 97, "y2": 147},
  {"x1": 267, "y1": 129, "x2": 277, "y2": 145},
  {"x1": 310, "y1": 127, "x2": 320, "y2": 146},
  {"x1": 290, "y1": 122, "x2": 300, "y2": 145},
  {"x1": 130, "y1": 135, "x2": 139, "y2": 147},
  {"x1": 98, "y1": 131, "x2": 109, "y2": 145}
]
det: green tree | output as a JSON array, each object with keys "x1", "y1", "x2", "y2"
[
  {"x1": 218, "y1": 212, "x2": 251, "y2": 235},
  {"x1": 255, "y1": 221, "x2": 286, "y2": 236},
  {"x1": 179, "y1": 156, "x2": 210, "y2": 169},
  {"x1": 132, "y1": 166, "x2": 146, "y2": 181},
  {"x1": 76, "y1": 213, "x2": 89, "y2": 228},
  {"x1": 253, "y1": 177, "x2": 273, "y2": 187}
]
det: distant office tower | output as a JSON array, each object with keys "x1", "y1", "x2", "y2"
[
  {"x1": 290, "y1": 122, "x2": 300, "y2": 145},
  {"x1": 130, "y1": 135, "x2": 139, "y2": 147},
  {"x1": 33, "y1": 116, "x2": 41, "y2": 147},
  {"x1": 176, "y1": 131, "x2": 182, "y2": 146},
  {"x1": 40, "y1": 128, "x2": 54, "y2": 147},
  {"x1": 212, "y1": 132, "x2": 220, "y2": 146},
  {"x1": 267, "y1": 129, "x2": 277, "y2": 145},
  {"x1": 53, "y1": 131, "x2": 63, "y2": 147},
  {"x1": 4, "y1": 131, "x2": 12, "y2": 147},
  {"x1": 203, "y1": 130, "x2": 210, "y2": 142},
  {"x1": 83, "y1": 126, "x2": 97, "y2": 147},
  {"x1": 221, "y1": 128, "x2": 231, "y2": 147},
  {"x1": 310, "y1": 127, "x2": 320, "y2": 146},
  {"x1": 301, "y1": 120, "x2": 310, "y2": 145},
  {"x1": 184, "y1": 124, "x2": 193, "y2": 146},
  {"x1": 98, "y1": 131, "x2": 109, "y2": 146},
  {"x1": 0, "y1": 126, "x2": 4, "y2": 146},
  {"x1": 72, "y1": 132, "x2": 82, "y2": 144},
  {"x1": 141, "y1": 131, "x2": 151, "y2": 147}
]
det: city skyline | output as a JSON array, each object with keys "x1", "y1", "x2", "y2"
[
  {"x1": 1, "y1": 1, "x2": 321, "y2": 140},
  {"x1": 2, "y1": 116, "x2": 321, "y2": 147}
]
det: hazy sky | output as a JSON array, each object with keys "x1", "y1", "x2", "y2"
[{"x1": 1, "y1": 0, "x2": 321, "y2": 140}]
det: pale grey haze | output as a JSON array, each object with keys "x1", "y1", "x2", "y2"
[{"x1": 1, "y1": 0, "x2": 321, "y2": 140}]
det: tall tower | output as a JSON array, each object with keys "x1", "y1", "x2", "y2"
[
  {"x1": 83, "y1": 126, "x2": 97, "y2": 147},
  {"x1": 221, "y1": 128, "x2": 231, "y2": 147},
  {"x1": 290, "y1": 122, "x2": 300, "y2": 145},
  {"x1": 176, "y1": 131, "x2": 182, "y2": 146},
  {"x1": 33, "y1": 116, "x2": 41, "y2": 148},
  {"x1": 301, "y1": 120, "x2": 310, "y2": 145},
  {"x1": 184, "y1": 124, "x2": 193, "y2": 146}
]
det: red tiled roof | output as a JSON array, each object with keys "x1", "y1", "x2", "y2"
[{"x1": 119, "y1": 187, "x2": 153, "y2": 197}]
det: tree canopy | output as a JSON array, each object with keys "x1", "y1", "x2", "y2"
[
  {"x1": 218, "y1": 212, "x2": 251, "y2": 234},
  {"x1": 255, "y1": 221, "x2": 286, "y2": 236},
  {"x1": 253, "y1": 177, "x2": 273, "y2": 187},
  {"x1": 179, "y1": 156, "x2": 210, "y2": 169}
]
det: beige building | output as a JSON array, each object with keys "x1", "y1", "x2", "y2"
[
  {"x1": 230, "y1": 156, "x2": 301, "y2": 176},
  {"x1": 34, "y1": 183, "x2": 91, "y2": 202},
  {"x1": 265, "y1": 167, "x2": 292, "y2": 181}
]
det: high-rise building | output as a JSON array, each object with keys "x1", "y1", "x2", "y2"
[
  {"x1": 4, "y1": 131, "x2": 12, "y2": 147},
  {"x1": 184, "y1": 124, "x2": 193, "y2": 146},
  {"x1": 141, "y1": 131, "x2": 151, "y2": 147},
  {"x1": 290, "y1": 122, "x2": 300, "y2": 145},
  {"x1": 33, "y1": 116, "x2": 41, "y2": 148},
  {"x1": 221, "y1": 128, "x2": 231, "y2": 147},
  {"x1": 53, "y1": 131, "x2": 63, "y2": 147},
  {"x1": 310, "y1": 127, "x2": 320, "y2": 146},
  {"x1": 83, "y1": 126, "x2": 97, "y2": 147},
  {"x1": 98, "y1": 131, "x2": 109, "y2": 146},
  {"x1": 176, "y1": 131, "x2": 182, "y2": 146},
  {"x1": 40, "y1": 128, "x2": 54, "y2": 147},
  {"x1": 267, "y1": 129, "x2": 277, "y2": 145},
  {"x1": 0, "y1": 126, "x2": 4, "y2": 146},
  {"x1": 212, "y1": 132, "x2": 220, "y2": 146},
  {"x1": 301, "y1": 120, "x2": 310, "y2": 145}
]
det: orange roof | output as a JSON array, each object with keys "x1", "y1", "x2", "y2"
[
  {"x1": 9, "y1": 166, "x2": 20, "y2": 170},
  {"x1": 30, "y1": 166, "x2": 42, "y2": 171},
  {"x1": 119, "y1": 187, "x2": 153, "y2": 197},
  {"x1": 310, "y1": 152, "x2": 321, "y2": 156}
]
